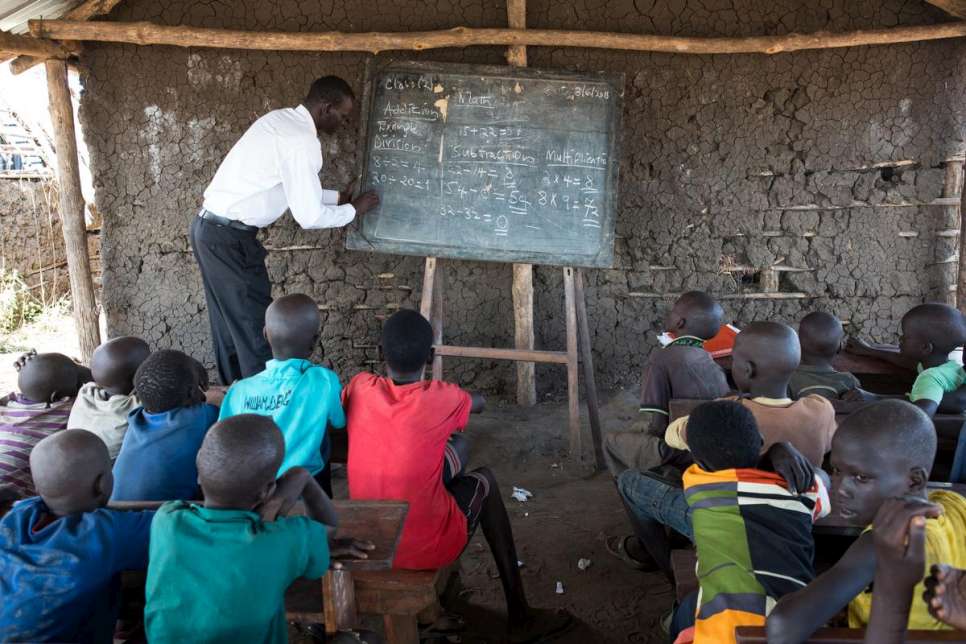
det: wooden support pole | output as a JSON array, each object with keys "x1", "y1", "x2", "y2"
[
  {"x1": 45, "y1": 59, "x2": 101, "y2": 361},
  {"x1": 30, "y1": 19, "x2": 966, "y2": 57},
  {"x1": 431, "y1": 266, "x2": 443, "y2": 380},
  {"x1": 419, "y1": 257, "x2": 436, "y2": 320},
  {"x1": 575, "y1": 270, "x2": 604, "y2": 470},
  {"x1": 943, "y1": 160, "x2": 963, "y2": 306},
  {"x1": 505, "y1": 0, "x2": 536, "y2": 407},
  {"x1": 563, "y1": 268, "x2": 580, "y2": 457},
  {"x1": 958, "y1": 166, "x2": 966, "y2": 313}
]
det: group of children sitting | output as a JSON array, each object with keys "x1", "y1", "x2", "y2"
[
  {"x1": 606, "y1": 291, "x2": 966, "y2": 643},
  {"x1": 0, "y1": 295, "x2": 567, "y2": 643},
  {"x1": 4, "y1": 287, "x2": 966, "y2": 643}
]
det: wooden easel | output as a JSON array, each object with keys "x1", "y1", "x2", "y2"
[{"x1": 419, "y1": 256, "x2": 604, "y2": 467}]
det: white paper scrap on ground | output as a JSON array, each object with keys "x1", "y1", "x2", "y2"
[
  {"x1": 578, "y1": 558, "x2": 592, "y2": 571},
  {"x1": 555, "y1": 581, "x2": 565, "y2": 594},
  {"x1": 511, "y1": 486, "x2": 533, "y2": 503}
]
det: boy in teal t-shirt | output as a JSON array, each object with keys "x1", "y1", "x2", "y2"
[
  {"x1": 897, "y1": 303, "x2": 966, "y2": 418},
  {"x1": 145, "y1": 414, "x2": 373, "y2": 644},
  {"x1": 219, "y1": 294, "x2": 345, "y2": 486}
]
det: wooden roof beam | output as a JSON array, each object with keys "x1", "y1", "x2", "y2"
[
  {"x1": 926, "y1": 1, "x2": 966, "y2": 20},
  {"x1": 0, "y1": 29, "x2": 69, "y2": 58},
  {"x1": 27, "y1": 19, "x2": 966, "y2": 56},
  {"x1": 8, "y1": 0, "x2": 125, "y2": 74}
]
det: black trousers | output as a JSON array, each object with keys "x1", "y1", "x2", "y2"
[{"x1": 189, "y1": 216, "x2": 273, "y2": 385}]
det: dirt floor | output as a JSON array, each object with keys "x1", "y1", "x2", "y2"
[{"x1": 322, "y1": 388, "x2": 674, "y2": 644}]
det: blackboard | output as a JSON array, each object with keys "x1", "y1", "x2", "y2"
[{"x1": 346, "y1": 61, "x2": 624, "y2": 268}]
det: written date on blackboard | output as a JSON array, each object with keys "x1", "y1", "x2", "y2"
[{"x1": 348, "y1": 62, "x2": 623, "y2": 268}]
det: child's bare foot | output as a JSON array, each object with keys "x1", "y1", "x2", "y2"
[
  {"x1": 508, "y1": 608, "x2": 573, "y2": 643},
  {"x1": 924, "y1": 564, "x2": 966, "y2": 630}
]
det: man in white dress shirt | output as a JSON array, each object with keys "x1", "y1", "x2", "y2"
[{"x1": 190, "y1": 76, "x2": 379, "y2": 385}]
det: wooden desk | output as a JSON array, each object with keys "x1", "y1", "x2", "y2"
[
  {"x1": 713, "y1": 352, "x2": 915, "y2": 394},
  {"x1": 735, "y1": 626, "x2": 965, "y2": 643}
]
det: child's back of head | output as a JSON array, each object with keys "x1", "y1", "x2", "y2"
[
  {"x1": 382, "y1": 309, "x2": 433, "y2": 377},
  {"x1": 18, "y1": 353, "x2": 87, "y2": 403},
  {"x1": 687, "y1": 400, "x2": 762, "y2": 471},
  {"x1": 731, "y1": 321, "x2": 801, "y2": 394},
  {"x1": 901, "y1": 303, "x2": 966, "y2": 360},
  {"x1": 264, "y1": 294, "x2": 321, "y2": 360},
  {"x1": 667, "y1": 291, "x2": 723, "y2": 341},
  {"x1": 798, "y1": 312, "x2": 844, "y2": 362},
  {"x1": 134, "y1": 349, "x2": 206, "y2": 414},
  {"x1": 197, "y1": 414, "x2": 284, "y2": 508},
  {"x1": 30, "y1": 429, "x2": 113, "y2": 515},
  {"x1": 91, "y1": 337, "x2": 151, "y2": 397}
]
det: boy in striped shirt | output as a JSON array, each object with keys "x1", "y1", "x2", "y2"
[{"x1": 673, "y1": 400, "x2": 829, "y2": 644}]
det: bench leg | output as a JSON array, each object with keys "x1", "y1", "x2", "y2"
[
  {"x1": 383, "y1": 614, "x2": 419, "y2": 644},
  {"x1": 323, "y1": 569, "x2": 358, "y2": 634}
]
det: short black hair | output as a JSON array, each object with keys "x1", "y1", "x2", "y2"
[
  {"x1": 382, "y1": 309, "x2": 433, "y2": 373},
  {"x1": 305, "y1": 76, "x2": 354, "y2": 107},
  {"x1": 837, "y1": 399, "x2": 937, "y2": 472},
  {"x1": 134, "y1": 349, "x2": 203, "y2": 414},
  {"x1": 687, "y1": 400, "x2": 762, "y2": 471},
  {"x1": 903, "y1": 303, "x2": 966, "y2": 354},
  {"x1": 197, "y1": 414, "x2": 284, "y2": 504},
  {"x1": 798, "y1": 311, "x2": 844, "y2": 359},
  {"x1": 18, "y1": 353, "x2": 83, "y2": 403}
]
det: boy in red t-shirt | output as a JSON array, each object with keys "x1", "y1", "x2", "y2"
[{"x1": 344, "y1": 309, "x2": 571, "y2": 642}]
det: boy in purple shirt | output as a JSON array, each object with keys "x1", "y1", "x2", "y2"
[{"x1": 0, "y1": 430, "x2": 153, "y2": 642}]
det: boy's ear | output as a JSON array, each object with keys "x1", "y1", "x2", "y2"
[
  {"x1": 94, "y1": 470, "x2": 113, "y2": 502},
  {"x1": 426, "y1": 347, "x2": 436, "y2": 365},
  {"x1": 263, "y1": 327, "x2": 269, "y2": 344},
  {"x1": 908, "y1": 466, "x2": 928, "y2": 494},
  {"x1": 741, "y1": 359, "x2": 756, "y2": 382},
  {"x1": 255, "y1": 480, "x2": 277, "y2": 507}
]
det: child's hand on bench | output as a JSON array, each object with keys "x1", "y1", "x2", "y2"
[{"x1": 330, "y1": 537, "x2": 376, "y2": 561}]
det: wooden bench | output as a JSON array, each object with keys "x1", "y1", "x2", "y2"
[
  {"x1": 670, "y1": 548, "x2": 698, "y2": 602},
  {"x1": 735, "y1": 626, "x2": 965, "y2": 642}
]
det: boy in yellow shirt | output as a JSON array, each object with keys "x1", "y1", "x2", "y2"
[{"x1": 766, "y1": 400, "x2": 966, "y2": 643}]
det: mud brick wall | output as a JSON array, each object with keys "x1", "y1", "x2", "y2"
[
  {"x1": 79, "y1": 0, "x2": 966, "y2": 394},
  {"x1": 0, "y1": 179, "x2": 76, "y2": 301}
]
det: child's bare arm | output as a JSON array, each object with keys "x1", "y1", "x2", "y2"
[
  {"x1": 939, "y1": 385, "x2": 966, "y2": 415},
  {"x1": 766, "y1": 533, "x2": 877, "y2": 644},
  {"x1": 845, "y1": 337, "x2": 917, "y2": 370},
  {"x1": 470, "y1": 393, "x2": 486, "y2": 414},
  {"x1": 912, "y1": 398, "x2": 939, "y2": 418},
  {"x1": 258, "y1": 468, "x2": 338, "y2": 531},
  {"x1": 301, "y1": 474, "x2": 339, "y2": 530}
]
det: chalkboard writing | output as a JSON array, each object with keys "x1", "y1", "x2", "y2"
[{"x1": 346, "y1": 61, "x2": 623, "y2": 268}]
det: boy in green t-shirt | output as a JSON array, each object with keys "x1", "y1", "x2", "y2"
[{"x1": 145, "y1": 414, "x2": 374, "y2": 644}]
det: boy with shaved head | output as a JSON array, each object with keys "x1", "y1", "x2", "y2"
[
  {"x1": 0, "y1": 352, "x2": 92, "y2": 497},
  {"x1": 766, "y1": 400, "x2": 966, "y2": 642},
  {"x1": 790, "y1": 311, "x2": 863, "y2": 400},
  {"x1": 145, "y1": 414, "x2": 372, "y2": 643},
  {"x1": 219, "y1": 293, "x2": 345, "y2": 493},
  {"x1": 68, "y1": 336, "x2": 150, "y2": 459},
  {"x1": 604, "y1": 291, "x2": 730, "y2": 477},
  {"x1": 0, "y1": 430, "x2": 154, "y2": 642},
  {"x1": 611, "y1": 322, "x2": 836, "y2": 574}
]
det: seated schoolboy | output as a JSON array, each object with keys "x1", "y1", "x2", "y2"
[
  {"x1": 0, "y1": 430, "x2": 154, "y2": 643},
  {"x1": 218, "y1": 294, "x2": 345, "y2": 493},
  {"x1": 604, "y1": 291, "x2": 730, "y2": 476},
  {"x1": 111, "y1": 349, "x2": 218, "y2": 501},
  {"x1": 766, "y1": 400, "x2": 966, "y2": 643},
  {"x1": 343, "y1": 309, "x2": 571, "y2": 642},
  {"x1": 0, "y1": 352, "x2": 92, "y2": 497},
  {"x1": 789, "y1": 311, "x2": 863, "y2": 400},
  {"x1": 671, "y1": 400, "x2": 829, "y2": 644},
  {"x1": 67, "y1": 336, "x2": 150, "y2": 460},
  {"x1": 611, "y1": 321, "x2": 836, "y2": 573},
  {"x1": 145, "y1": 414, "x2": 374, "y2": 643}
]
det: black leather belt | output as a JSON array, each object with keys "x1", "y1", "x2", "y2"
[{"x1": 198, "y1": 209, "x2": 259, "y2": 233}]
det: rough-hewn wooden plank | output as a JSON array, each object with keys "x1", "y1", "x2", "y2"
[
  {"x1": 0, "y1": 29, "x2": 69, "y2": 58},
  {"x1": 9, "y1": 0, "x2": 123, "y2": 73},
  {"x1": 30, "y1": 19, "x2": 966, "y2": 55},
  {"x1": 925, "y1": 0, "x2": 966, "y2": 19},
  {"x1": 46, "y1": 59, "x2": 101, "y2": 361}
]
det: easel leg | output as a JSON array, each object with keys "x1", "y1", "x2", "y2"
[
  {"x1": 513, "y1": 263, "x2": 537, "y2": 406},
  {"x1": 431, "y1": 267, "x2": 444, "y2": 380},
  {"x1": 419, "y1": 257, "x2": 444, "y2": 380},
  {"x1": 575, "y1": 269, "x2": 605, "y2": 471},
  {"x1": 563, "y1": 267, "x2": 581, "y2": 458}
]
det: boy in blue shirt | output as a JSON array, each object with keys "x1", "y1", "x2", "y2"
[
  {"x1": 0, "y1": 429, "x2": 154, "y2": 642},
  {"x1": 219, "y1": 294, "x2": 345, "y2": 493},
  {"x1": 145, "y1": 414, "x2": 373, "y2": 643},
  {"x1": 112, "y1": 350, "x2": 220, "y2": 501}
]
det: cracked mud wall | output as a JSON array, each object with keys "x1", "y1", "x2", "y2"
[{"x1": 79, "y1": 0, "x2": 966, "y2": 394}]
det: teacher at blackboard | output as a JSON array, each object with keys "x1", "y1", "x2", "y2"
[{"x1": 190, "y1": 75, "x2": 380, "y2": 385}]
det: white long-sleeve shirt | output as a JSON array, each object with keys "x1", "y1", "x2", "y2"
[{"x1": 202, "y1": 104, "x2": 356, "y2": 229}]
